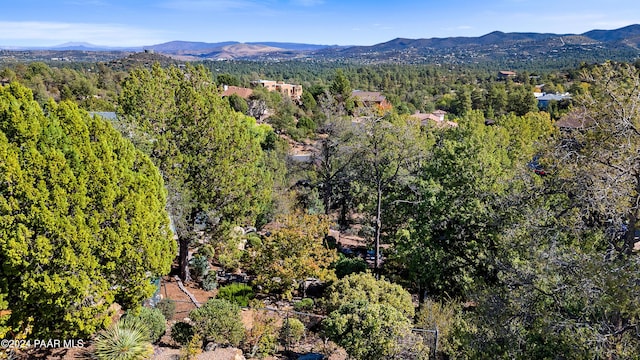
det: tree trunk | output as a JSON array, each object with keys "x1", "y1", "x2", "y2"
[
  {"x1": 374, "y1": 181, "x2": 382, "y2": 277},
  {"x1": 178, "y1": 236, "x2": 191, "y2": 282},
  {"x1": 624, "y1": 211, "x2": 637, "y2": 255},
  {"x1": 324, "y1": 178, "x2": 332, "y2": 215},
  {"x1": 418, "y1": 285, "x2": 426, "y2": 304},
  {"x1": 624, "y1": 174, "x2": 640, "y2": 254},
  {"x1": 339, "y1": 196, "x2": 349, "y2": 229}
]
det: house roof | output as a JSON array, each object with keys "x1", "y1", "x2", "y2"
[
  {"x1": 538, "y1": 93, "x2": 571, "y2": 102},
  {"x1": 221, "y1": 86, "x2": 253, "y2": 99},
  {"x1": 409, "y1": 112, "x2": 430, "y2": 121},
  {"x1": 499, "y1": 70, "x2": 517, "y2": 76},
  {"x1": 410, "y1": 112, "x2": 441, "y2": 122},
  {"x1": 410, "y1": 111, "x2": 457, "y2": 128}
]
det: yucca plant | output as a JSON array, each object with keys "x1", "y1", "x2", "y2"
[{"x1": 92, "y1": 317, "x2": 154, "y2": 360}]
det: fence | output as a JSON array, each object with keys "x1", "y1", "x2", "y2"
[{"x1": 406, "y1": 328, "x2": 439, "y2": 360}]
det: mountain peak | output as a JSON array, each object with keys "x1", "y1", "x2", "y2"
[
  {"x1": 582, "y1": 24, "x2": 640, "y2": 42},
  {"x1": 54, "y1": 41, "x2": 96, "y2": 47}
]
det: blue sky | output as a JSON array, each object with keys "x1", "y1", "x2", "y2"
[{"x1": 1, "y1": 0, "x2": 639, "y2": 47}]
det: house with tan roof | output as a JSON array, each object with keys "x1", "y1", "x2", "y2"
[
  {"x1": 498, "y1": 70, "x2": 517, "y2": 79},
  {"x1": 221, "y1": 85, "x2": 253, "y2": 99},
  {"x1": 410, "y1": 110, "x2": 457, "y2": 128}
]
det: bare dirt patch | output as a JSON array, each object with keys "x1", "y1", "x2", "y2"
[{"x1": 159, "y1": 276, "x2": 217, "y2": 321}]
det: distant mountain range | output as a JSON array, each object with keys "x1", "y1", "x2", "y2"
[
  {"x1": 0, "y1": 42, "x2": 142, "y2": 51},
  {"x1": 3, "y1": 24, "x2": 640, "y2": 65},
  {"x1": 141, "y1": 41, "x2": 337, "y2": 59},
  {"x1": 0, "y1": 40, "x2": 335, "y2": 54},
  {"x1": 317, "y1": 24, "x2": 640, "y2": 65}
]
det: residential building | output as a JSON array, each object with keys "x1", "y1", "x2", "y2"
[
  {"x1": 351, "y1": 90, "x2": 392, "y2": 111},
  {"x1": 537, "y1": 93, "x2": 572, "y2": 109},
  {"x1": 410, "y1": 110, "x2": 457, "y2": 128},
  {"x1": 251, "y1": 80, "x2": 303, "y2": 100},
  {"x1": 498, "y1": 70, "x2": 517, "y2": 79},
  {"x1": 221, "y1": 85, "x2": 254, "y2": 99}
]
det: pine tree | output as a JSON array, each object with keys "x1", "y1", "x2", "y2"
[{"x1": 118, "y1": 64, "x2": 274, "y2": 281}]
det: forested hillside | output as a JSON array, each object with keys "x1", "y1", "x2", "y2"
[{"x1": 1, "y1": 56, "x2": 639, "y2": 359}]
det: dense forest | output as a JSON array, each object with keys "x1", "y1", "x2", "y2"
[{"x1": 1, "y1": 54, "x2": 640, "y2": 359}]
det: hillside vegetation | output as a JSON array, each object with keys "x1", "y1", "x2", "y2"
[{"x1": 1, "y1": 55, "x2": 640, "y2": 359}]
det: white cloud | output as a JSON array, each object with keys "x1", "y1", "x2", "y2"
[{"x1": 0, "y1": 21, "x2": 167, "y2": 46}]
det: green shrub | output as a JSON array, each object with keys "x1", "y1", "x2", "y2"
[
  {"x1": 297, "y1": 117, "x2": 317, "y2": 134},
  {"x1": 189, "y1": 298, "x2": 245, "y2": 346},
  {"x1": 293, "y1": 298, "x2": 314, "y2": 312},
  {"x1": 227, "y1": 93, "x2": 249, "y2": 114},
  {"x1": 246, "y1": 233, "x2": 262, "y2": 248},
  {"x1": 217, "y1": 283, "x2": 254, "y2": 307},
  {"x1": 124, "y1": 307, "x2": 166, "y2": 343},
  {"x1": 244, "y1": 310, "x2": 280, "y2": 358},
  {"x1": 255, "y1": 331, "x2": 278, "y2": 357},
  {"x1": 287, "y1": 127, "x2": 305, "y2": 142},
  {"x1": 93, "y1": 317, "x2": 153, "y2": 360},
  {"x1": 415, "y1": 299, "x2": 464, "y2": 357},
  {"x1": 322, "y1": 301, "x2": 413, "y2": 360},
  {"x1": 261, "y1": 131, "x2": 277, "y2": 151},
  {"x1": 248, "y1": 298, "x2": 265, "y2": 309},
  {"x1": 198, "y1": 244, "x2": 216, "y2": 259},
  {"x1": 217, "y1": 228, "x2": 246, "y2": 272},
  {"x1": 280, "y1": 317, "x2": 305, "y2": 346},
  {"x1": 324, "y1": 272, "x2": 415, "y2": 318},
  {"x1": 202, "y1": 272, "x2": 218, "y2": 291},
  {"x1": 189, "y1": 254, "x2": 209, "y2": 279},
  {"x1": 171, "y1": 322, "x2": 195, "y2": 346},
  {"x1": 179, "y1": 333, "x2": 202, "y2": 360},
  {"x1": 156, "y1": 299, "x2": 176, "y2": 320},
  {"x1": 248, "y1": 311, "x2": 279, "y2": 358},
  {"x1": 334, "y1": 256, "x2": 367, "y2": 278}
]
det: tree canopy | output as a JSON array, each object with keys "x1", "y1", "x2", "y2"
[
  {"x1": 0, "y1": 83, "x2": 175, "y2": 338},
  {"x1": 552, "y1": 61, "x2": 640, "y2": 254},
  {"x1": 324, "y1": 272, "x2": 414, "y2": 318},
  {"x1": 117, "y1": 63, "x2": 274, "y2": 280},
  {"x1": 249, "y1": 213, "x2": 338, "y2": 298},
  {"x1": 322, "y1": 273, "x2": 418, "y2": 360}
]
